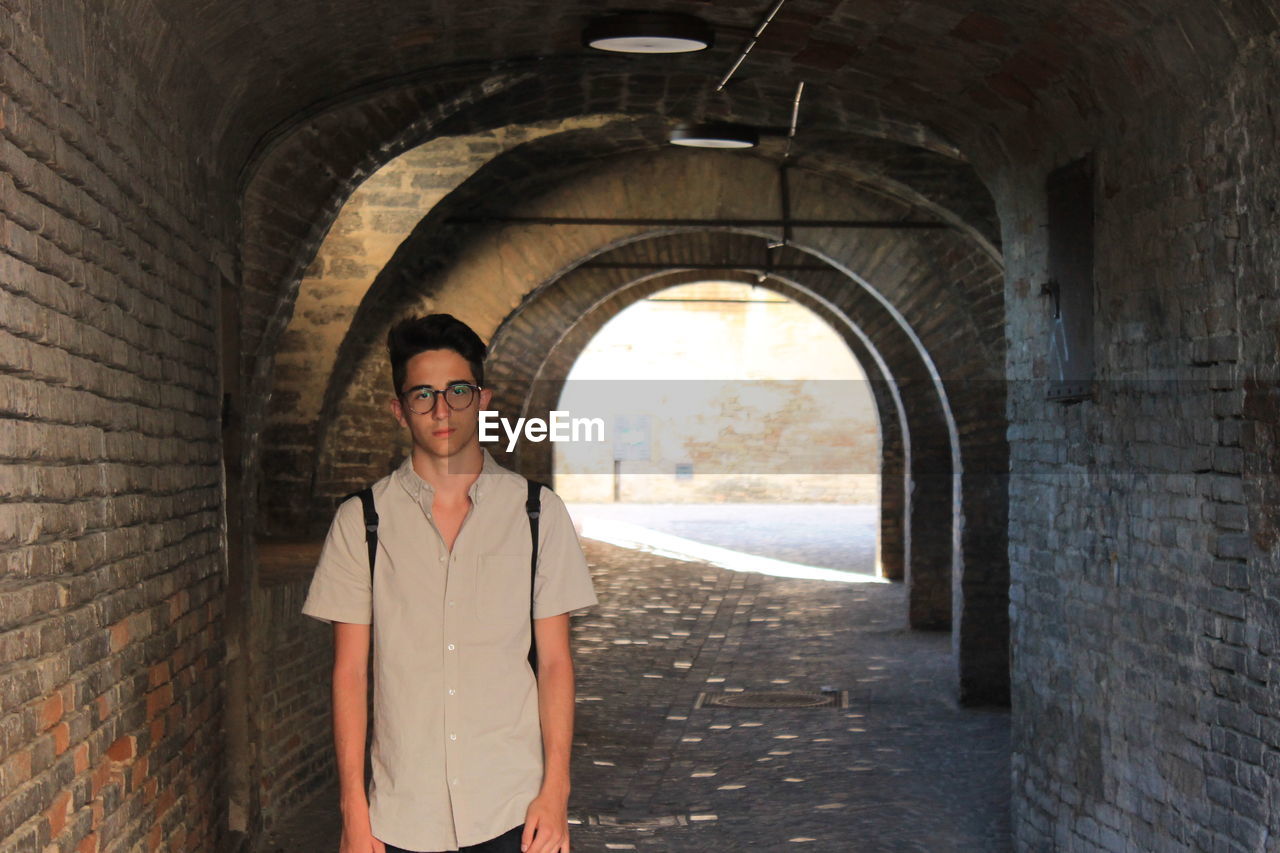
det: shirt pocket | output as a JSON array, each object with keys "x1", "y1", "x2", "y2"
[{"x1": 471, "y1": 555, "x2": 532, "y2": 646}]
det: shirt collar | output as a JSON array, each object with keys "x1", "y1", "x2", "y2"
[{"x1": 394, "y1": 448, "x2": 502, "y2": 507}]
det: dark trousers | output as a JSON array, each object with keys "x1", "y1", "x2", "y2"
[{"x1": 384, "y1": 824, "x2": 523, "y2": 853}]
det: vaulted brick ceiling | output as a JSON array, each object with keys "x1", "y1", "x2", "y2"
[{"x1": 142, "y1": 0, "x2": 1269, "y2": 173}]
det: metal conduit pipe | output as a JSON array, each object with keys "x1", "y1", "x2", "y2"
[
  {"x1": 786, "y1": 81, "x2": 805, "y2": 153},
  {"x1": 715, "y1": 0, "x2": 789, "y2": 91}
]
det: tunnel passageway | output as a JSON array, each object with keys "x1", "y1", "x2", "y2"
[
  {"x1": 265, "y1": 508, "x2": 1009, "y2": 852},
  {"x1": 5, "y1": 1, "x2": 1280, "y2": 849}
]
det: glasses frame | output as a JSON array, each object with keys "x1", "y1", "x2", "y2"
[{"x1": 400, "y1": 382, "x2": 483, "y2": 414}]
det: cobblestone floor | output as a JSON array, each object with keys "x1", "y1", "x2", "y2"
[{"x1": 263, "y1": 505, "x2": 1010, "y2": 853}]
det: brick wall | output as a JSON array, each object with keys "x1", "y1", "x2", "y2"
[
  {"x1": 0, "y1": 3, "x2": 229, "y2": 852},
  {"x1": 262, "y1": 119, "x2": 622, "y2": 536},
  {"x1": 1004, "y1": 38, "x2": 1280, "y2": 852},
  {"x1": 251, "y1": 577, "x2": 333, "y2": 834}
]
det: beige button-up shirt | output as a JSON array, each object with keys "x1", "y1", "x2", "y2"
[{"x1": 301, "y1": 449, "x2": 597, "y2": 851}]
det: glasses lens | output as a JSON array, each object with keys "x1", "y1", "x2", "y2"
[
  {"x1": 444, "y1": 383, "x2": 476, "y2": 410},
  {"x1": 406, "y1": 387, "x2": 436, "y2": 414}
]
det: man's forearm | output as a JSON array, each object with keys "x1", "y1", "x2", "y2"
[
  {"x1": 333, "y1": 667, "x2": 369, "y2": 810},
  {"x1": 536, "y1": 656, "x2": 575, "y2": 795}
]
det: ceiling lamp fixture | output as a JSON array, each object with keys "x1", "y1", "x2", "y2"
[
  {"x1": 668, "y1": 122, "x2": 760, "y2": 149},
  {"x1": 583, "y1": 12, "x2": 714, "y2": 54}
]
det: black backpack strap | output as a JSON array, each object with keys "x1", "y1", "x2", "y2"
[
  {"x1": 341, "y1": 487, "x2": 379, "y2": 579},
  {"x1": 525, "y1": 479, "x2": 548, "y2": 674}
]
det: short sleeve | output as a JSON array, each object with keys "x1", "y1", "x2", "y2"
[
  {"x1": 301, "y1": 496, "x2": 374, "y2": 625},
  {"x1": 532, "y1": 488, "x2": 597, "y2": 619}
]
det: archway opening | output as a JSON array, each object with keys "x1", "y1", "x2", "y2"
[{"x1": 551, "y1": 279, "x2": 884, "y2": 584}]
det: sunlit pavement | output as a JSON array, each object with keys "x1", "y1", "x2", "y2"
[
  {"x1": 265, "y1": 505, "x2": 1009, "y2": 852},
  {"x1": 567, "y1": 503, "x2": 882, "y2": 580}
]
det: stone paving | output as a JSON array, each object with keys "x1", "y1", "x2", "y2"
[{"x1": 262, "y1": 505, "x2": 1010, "y2": 852}]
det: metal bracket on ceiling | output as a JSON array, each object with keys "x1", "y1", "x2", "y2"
[{"x1": 763, "y1": 80, "x2": 805, "y2": 282}]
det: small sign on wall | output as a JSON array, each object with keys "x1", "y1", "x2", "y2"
[{"x1": 612, "y1": 415, "x2": 651, "y2": 461}]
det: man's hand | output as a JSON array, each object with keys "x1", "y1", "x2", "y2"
[
  {"x1": 338, "y1": 801, "x2": 387, "y2": 853},
  {"x1": 521, "y1": 790, "x2": 570, "y2": 853}
]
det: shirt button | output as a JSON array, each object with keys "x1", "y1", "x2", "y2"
[
  {"x1": 438, "y1": 555, "x2": 445, "y2": 563},
  {"x1": 448, "y1": 688, "x2": 456, "y2": 695},
  {"x1": 449, "y1": 600, "x2": 455, "y2": 607},
  {"x1": 451, "y1": 778, "x2": 459, "y2": 786},
  {"x1": 450, "y1": 733, "x2": 457, "y2": 741},
  {"x1": 447, "y1": 644, "x2": 455, "y2": 651}
]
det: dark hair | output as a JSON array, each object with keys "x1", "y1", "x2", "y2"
[{"x1": 387, "y1": 314, "x2": 487, "y2": 393}]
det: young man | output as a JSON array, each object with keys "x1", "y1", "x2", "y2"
[{"x1": 302, "y1": 314, "x2": 597, "y2": 853}]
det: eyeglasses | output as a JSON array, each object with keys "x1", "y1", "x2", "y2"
[{"x1": 401, "y1": 382, "x2": 481, "y2": 414}]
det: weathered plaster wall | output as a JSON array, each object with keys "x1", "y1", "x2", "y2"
[{"x1": 552, "y1": 280, "x2": 881, "y2": 505}]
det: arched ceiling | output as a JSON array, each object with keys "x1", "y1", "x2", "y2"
[
  {"x1": 314, "y1": 145, "x2": 1005, "y2": 411},
  {"x1": 260, "y1": 146, "x2": 1004, "y2": 515},
  {"x1": 138, "y1": 0, "x2": 1269, "y2": 174},
  {"x1": 440, "y1": 122, "x2": 1002, "y2": 250}
]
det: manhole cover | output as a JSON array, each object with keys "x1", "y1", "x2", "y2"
[
  {"x1": 695, "y1": 690, "x2": 847, "y2": 709},
  {"x1": 589, "y1": 814, "x2": 688, "y2": 827}
]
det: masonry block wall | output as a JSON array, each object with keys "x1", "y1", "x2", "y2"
[
  {"x1": 260, "y1": 122, "x2": 613, "y2": 536},
  {"x1": 0, "y1": 4, "x2": 230, "y2": 852},
  {"x1": 251, "y1": 579, "x2": 333, "y2": 835},
  {"x1": 1004, "y1": 38, "x2": 1280, "y2": 851}
]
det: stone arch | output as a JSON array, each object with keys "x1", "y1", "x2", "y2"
[
  {"x1": 471, "y1": 234, "x2": 1003, "y2": 703},
  {"x1": 243, "y1": 92, "x2": 1003, "y2": 553},
  {"x1": 258, "y1": 128, "x2": 998, "y2": 528},
  {"x1": 280, "y1": 145, "x2": 1001, "y2": 522},
  {"x1": 299, "y1": 148, "x2": 1008, "y2": 701},
  {"x1": 485, "y1": 263, "x2": 907, "y2": 582}
]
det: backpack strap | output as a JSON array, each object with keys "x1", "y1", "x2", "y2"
[
  {"x1": 525, "y1": 479, "x2": 548, "y2": 674},
  {"x1": 341, "y1": 487, "x2": 379, "y2": 579}
]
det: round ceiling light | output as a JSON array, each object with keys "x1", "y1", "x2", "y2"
[
  {"x1": 583, "y1": 12, "x2": 714, "y2": 54},
  {"x1": 668, "y1": 122, "x2": 760, "y2": 149}
]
